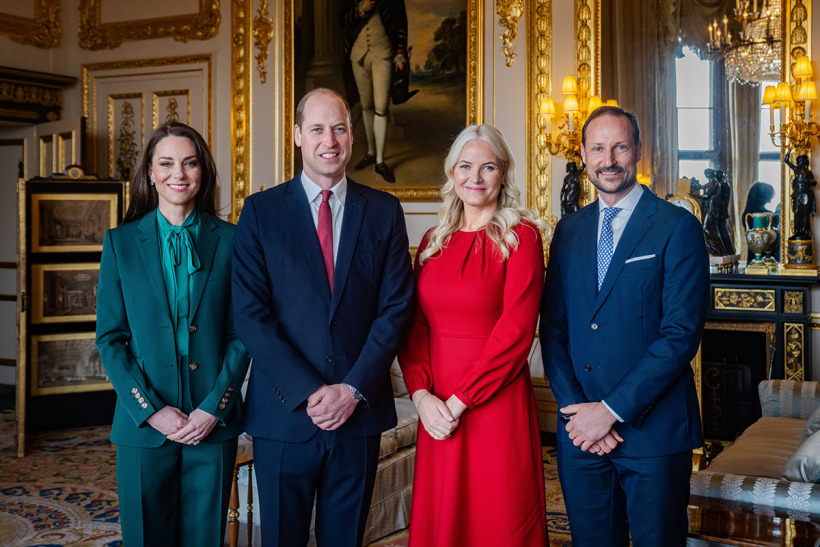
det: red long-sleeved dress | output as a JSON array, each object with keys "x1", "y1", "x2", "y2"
[{"x1": 399, "y1": 222, "x2": 548, "y2": 547}]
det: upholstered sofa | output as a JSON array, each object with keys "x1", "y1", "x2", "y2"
[
  {"x1": 227, "y1": 361, "x2": 418, "y2": 546},
  {"x1": 689, "y1": 380, "x2": 820, "y2": 518}
]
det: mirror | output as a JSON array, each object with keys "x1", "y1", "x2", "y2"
[{"x1": 593, "y1": 0, "x2": 800, "y2": 263}]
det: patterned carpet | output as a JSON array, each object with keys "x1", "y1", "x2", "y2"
[{"x1": 0, "y1": 410, "x2": 570, "y2": 546}]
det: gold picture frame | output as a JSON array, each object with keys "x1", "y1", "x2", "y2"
[
  {"x1": 78, "y1": 0, "x2": 220, "y2": 50},
  {"x1": 31, "y1": 263, "x2": 100, "y2": 324},
  {"x1": 283, "y1": 0, "x2": 483, "y2": 201},
  {"x1": 0, "y1": 1, "x2": 61, "y2": 48},
  {"x1": 31, "y1": 193, "x2": 118, "y2": 253},
  {"x1": 30, "y1": 332, "x2": 110, "y2": 396}
]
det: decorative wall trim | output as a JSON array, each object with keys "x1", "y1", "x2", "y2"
[
  {"x1": 526, "y1": 0, "x2": 554, "y2": 235},
  {"x1": 152, "y1": 90, "x2": 191, "y2": 128},
  {"x1": 0, "y1": 1, "x2": 61, "y2": 48},
  {"x1": 230, "y1": 0, "x2": 252, "y2": 222},
  {"x1": 496, "y1": 0, "x2": 524, "y2": 67},
  {"x1": 0, "y1": 67, "x2": 75, "y2": 125},
  {"x1": 82, "y1": 55, "x2": 213, "y2": 179},
  {"x1": 108, "y1": 93, "x2": 143, "y2": 181},
  {"x1": 254, "y1": 0, "x2": 274, "y2": 84},
  {"x1": 78, "y1": 0, "x2": 220, "y2": 50}
]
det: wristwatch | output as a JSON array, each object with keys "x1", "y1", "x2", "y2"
[{"x1": 344, "y1": 383, "x2": 363, "y2": 400}]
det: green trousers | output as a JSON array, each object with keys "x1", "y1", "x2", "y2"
[{"x1": 116, "y1": 438, "x2": 237, "y2": 547}]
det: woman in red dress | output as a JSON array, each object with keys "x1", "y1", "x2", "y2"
[{"x1": 399, "y1": 124, "x2": 549, "y2": 546}]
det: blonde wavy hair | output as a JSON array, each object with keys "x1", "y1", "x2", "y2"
[{"x1": 419, "y1": 124, "x2": 549, "y2": 265}]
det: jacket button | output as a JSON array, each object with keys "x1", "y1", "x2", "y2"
[
  {"x1": 325, "y1": 356, "x2": 333, "y2": 363},
  {"x1": 141, "y1": 403, "x2": 148, "y2": 409},
  {"x1": 591, "y1": 323, "x2": 599, "y2": 330},
  {"x1": 189, "y1": 362, "x2": 198, "y2": 371},
  {"x1": 131, "y1": 387, "x2": 138, "y2": 394},
  {"x1": 585, "y1": 364, "x2": 592, "y2": 371},
  {"x1": 330, "y1": 320, "x2": 337, "y2": 327},
  {"x1": 219, "y1": 403, "x2": 226, "y2": 410},
  {"x1": 189, "y1": 324, "x2": 197, "y2": 333}
]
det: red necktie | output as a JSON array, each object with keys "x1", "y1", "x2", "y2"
[{"x1": 318, "y1": 190, "x2": 334, "y2": 290}]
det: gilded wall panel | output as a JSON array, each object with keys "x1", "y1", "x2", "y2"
[
  {"x1": 82, "y1": 55, "x2": 212, "y2": 180},
  {"x1": 78, "y1": 0, "x2": 220, "y2": 50},
  {"x1": 0, "y1": 1, "x2": 61, "y2": 48}
]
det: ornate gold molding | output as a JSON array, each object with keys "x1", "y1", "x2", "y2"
[
  {"x1": 231, "y1": 0, "x2": 252, "y2": 222},
  {"x1": 0, "y1": 1, "x2": 61, "y2": 48},
  {"x1": 576, "y1": 0, "x2": 600, "y2": 207},
  {"x1": 713, "y1": 288, "x2": 776, "y2": 311},
  {"x1": 526, "y1": 0, "x2": 554, "y2": 235},
  {"x1": 152, "y1": 90, "x2": 191, "y2": 128},
  {"x1": 78, "y1": 0, "x2": 220, "y2": 50},
  {"x1": 254, "y1": 0, "x2": 274, "y2": 84},
  {"x1": 82, "y1": 55, "x2": 213, "y2": 177},
  {"x1": 112, "y1": 97, "x2": 140, "y2": 181},
  {"x1": 783, "y1": 290, "x2": 804, "y2": 313},
  {"x1": 784, "y1": 322, "x2": 805, "y2": 381},
  {"x1": 781, "y1": 0, "x2": 812, "y2": 256},
  {"x1": 496, "y1": 0, "x2": 524, "y2": 67}
]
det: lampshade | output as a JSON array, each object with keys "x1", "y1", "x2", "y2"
[
  {"x1": 761, "y1": 85, "x2": 777, "y2": 105},
  {"x1": 587, "y1": 96, "x2": 602, "y2": 112},
  {"x1": 794, "y1": 56, "x2": 814, "y2": 79},
  {"x1": 796, "y1": 82, "x2": 818, "y2": 101},
  {"x1": 562, "y1": 76, "x2": 578, "y2": 95},
  {"x1": 563, "y1": 95, "x2": 579, "y2": 113},
  {"x1": 774, "y1": 82, "x2": 793, "y2": 103},
  {"x1": 539, "y1": 98, "x2": 556, "y2": 117}
]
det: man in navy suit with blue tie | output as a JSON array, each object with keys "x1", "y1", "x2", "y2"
[
  {"x1": 232, "y1": 88, "x2": 413, "y2": 546},
  {"x1": 540, "y1": 106, "x2": 710, "y2": 546}
]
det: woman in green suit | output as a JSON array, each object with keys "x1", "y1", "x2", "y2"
[{"x1": 96, "y1": 122, "x2": 250, "y2": 547}]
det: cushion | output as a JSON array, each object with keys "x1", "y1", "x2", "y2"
[
  {"x1": 390, "y1": 360, "x2": 409, "y2": 398},
  {"x1": 801, "y1": 404, "x2": 820, "y2": 444},
  {"x1": 759, "y1": 380, "x2": 820, "y2": 418},
  {"x1": 782, "y1": 430, "x2": 820, "y2": 483},
  {"x1": 707, "y1": 417, "x2": 804, "y2": 479}
]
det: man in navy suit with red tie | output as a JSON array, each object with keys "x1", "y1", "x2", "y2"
[
  {"x1": 232, "y1": 88, "x2": 413, "y2": 547},
  {"x1": 540, "y1": 106, "x2": 710, "y2": 546}
]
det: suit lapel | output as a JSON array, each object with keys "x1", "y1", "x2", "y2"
[
  {"x1": 189, "y1": 213, "x2": 218, "y2": 321},
  {"x1": 136, "y1": 213, "x2": 173, "y2": 325},
  {"x1": 287, "y1": 180, "x2": 332, "y2": 306},
  {"x1": 593, "y1": 191, "x2": 656, "y2": 313},
  {"x1": 330, "y1": 179, "x2": 365, "y2": 318}
]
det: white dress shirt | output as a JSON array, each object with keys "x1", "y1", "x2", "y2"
[
  {"x1": 596, "y1": 182, "x2": 644, "y2": 424},
  {"x1": 300, "y1": 173, "x2": 347, "y2": 263}
]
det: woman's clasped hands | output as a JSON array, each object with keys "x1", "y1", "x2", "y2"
[{"x1": 413, "y1": 390, "x2": 468, "y2": 441}]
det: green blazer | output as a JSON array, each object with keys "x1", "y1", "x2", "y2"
[{"x1": 96, "y1": 211, "x2": 250, "y2": 448}]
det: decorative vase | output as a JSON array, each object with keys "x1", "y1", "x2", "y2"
[{"x1": 745, "y1": 213, "x2": 776, "y2": 271}]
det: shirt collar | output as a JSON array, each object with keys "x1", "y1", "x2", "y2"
[
  {"x1": 300, "y1": 172, "x2": 347, "y2": 206},
  {"x1": 598, "y1": 182, "x2": 644, "y2": 213}
]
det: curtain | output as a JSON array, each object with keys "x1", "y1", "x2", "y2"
[
  {"x1": 601, "y1": 0, "x2": 679, "y2": 196},
  {"x1": 729, "y1": 81, "x2": 762, "y2": 260}
]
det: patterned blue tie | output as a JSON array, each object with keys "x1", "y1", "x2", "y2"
[{"x1": 597, "y1": 207, "x2": 621, "y2": 291}]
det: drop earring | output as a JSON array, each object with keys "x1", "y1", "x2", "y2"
[{"x1": 149, "y1": 178, "x2": 155, "y2": 186}]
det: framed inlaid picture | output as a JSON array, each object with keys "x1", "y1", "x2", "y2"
[
  {"x1": 30, "y1": 332, "x2": 110, "y2": 396},
  {"x1": 31, "y1": 193, "x2": 118, "y2": 253},
  {"x1": 284, "y1": 0, "x2": 482, "y2": 200},
  {"x1": 31, "y1": 263, "x2": 100, "y2": 324}
]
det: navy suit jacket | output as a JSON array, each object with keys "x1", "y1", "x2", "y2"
[
  {"x1": 232, "y1": 176, "x2": 414, "y2": 442},
  {"x1": 540, "y1": 189, "x2": 709, "y2": 457}
]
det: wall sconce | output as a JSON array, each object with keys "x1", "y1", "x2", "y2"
[
  {"x1": 764, "y1": 57, "x2": 819, "y2": 155},
  {"x1": 538, "y1": 75, "x2": 617, "y2": 165}
]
